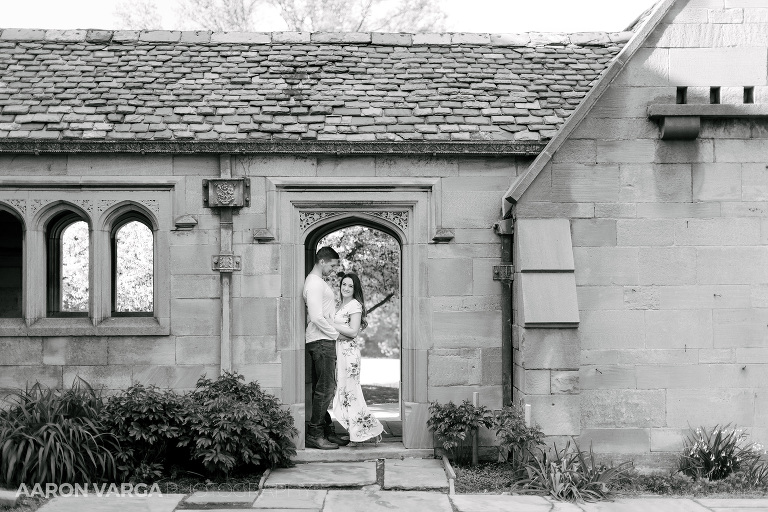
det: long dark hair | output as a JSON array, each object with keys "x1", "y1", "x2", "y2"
[{"x1": 339, "y1": 272, "x2": 367, "y2": 330}]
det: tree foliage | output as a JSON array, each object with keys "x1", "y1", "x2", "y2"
[
  {"x1": 115, "y1": 221, "x2": 154, "y2": 313},
  {"x1": 61, "y1": 221, "x2": 153, "y2": 314},
  {"x1": 319, "y1": 225, "x2": 400, "y2": 358},
  {"x1": 115, "y1": 0, "x2": 164, "y2": 30},
  {"x1": 114, "y1": 0, "x2": 446, "y2": 32},
  {"x1": 179, "y1": 0, "x2": 262, "y2": 31},
  {"x1": 61, "y1": 222, "x2": 89, "y2": 313},
  {"x1": 270, "y1": 0, "x2": 446, "y2": 33}
]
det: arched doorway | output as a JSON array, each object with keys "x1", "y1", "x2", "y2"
[{"x1": 304, "y1": 217, "x2": 403, "y2": 441}]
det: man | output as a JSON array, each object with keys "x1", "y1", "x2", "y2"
[{"x1": 303, "y1": 246, "x2": 349, "y2": 449}]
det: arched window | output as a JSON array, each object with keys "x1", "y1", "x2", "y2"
[
  {"x1": 111, "y1": 213, "x2": 153, "y2": 316},
  {"x1": 0, "y1": 209, "x2": 23, "y2": 318},
  {"x1": 46, "y1": 211, "x2": 89, "y2": 316}
]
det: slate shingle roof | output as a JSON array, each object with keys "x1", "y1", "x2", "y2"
[{"x1": 0, "y1": 29, "x2": 628, "y2": 146}]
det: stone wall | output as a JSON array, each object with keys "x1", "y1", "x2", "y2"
[
  {"x1": 514, "y1": 0, "x2": 768, "y2": 463},
  {"x1": 0, "y1": 153, "x2": 528, "y2": 439}
]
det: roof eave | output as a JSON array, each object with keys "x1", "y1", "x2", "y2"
[
  {"x1": 501, "y1": 0, "x2": 679, "y2": 217},
  {"x1": 0, "y1": 139, "x2": 547, "y2": 156}
]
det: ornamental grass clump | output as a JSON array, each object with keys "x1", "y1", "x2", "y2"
[
  {"x1": 427, "y1": 400, "x2": 495, "y2": 466},
  {"x1": 0, "y1": 380, "x2": 118, "y2": 486},
  {"x1": 513, "y1": 440, "x2": 633, "y2": 502},
  {"x1": 678, "y1": 424, "x2": 767, "y2": 482}
]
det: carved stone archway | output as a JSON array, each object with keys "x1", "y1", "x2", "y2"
[
  {"x1": 303, "y1": 214, "x2": 404, "y2": 436},
  {"x1": 266, "y1": 178, "x2": 441, "y2": 449}
]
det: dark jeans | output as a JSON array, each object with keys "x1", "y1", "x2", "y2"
[{"x1": 307, "y1": 339, "x2": 336, "y2": 438}]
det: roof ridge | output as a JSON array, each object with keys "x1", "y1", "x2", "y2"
[{"x1": 0, "y1": 28, "x2": 632, "y2": 46}]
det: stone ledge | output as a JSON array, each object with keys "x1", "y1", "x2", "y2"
[
  {"x1": 0, "y1": 28, "x2": 631, "y2": 47},
  {"x1": 0, "y1": 317, "x2": 170, "y2": 337},
  {"x1": 648, "y1": 104, "x2": 768, "y2": 140},
  {"x1": 648, "y1": 103, "x2": 768, "y2": 118}
]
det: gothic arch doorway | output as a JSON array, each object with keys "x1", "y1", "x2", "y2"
[
  {"x1": 304, "y1": 217, "x2": 403, "y2": 441},
  {"x1": 270, "y1": 180, "x2": 437, "y2": 450}
]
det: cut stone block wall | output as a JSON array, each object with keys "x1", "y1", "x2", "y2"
[
  {"x1": 0, "y1": 153, "x2": 529, "y2": 449},
  {"x1": 515, "y1": 0, "x2": 768, "y2": 462}
]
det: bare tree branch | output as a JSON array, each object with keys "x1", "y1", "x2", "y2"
[
  {"x1": 117, "y1": 0, "x2": 445, "y2": 33},
  {"x1": 178, "y1": 0, "x2": 264, "y2": 31},
  {"x1": 115, "y1": 0, "x2": 164, "y2": 30},
  {"x1": 269, "y1": 0, "x2": 445, "y2": 32},
  {"x1": 367, "y1": 291, "x2": 394, "y2": 315}
]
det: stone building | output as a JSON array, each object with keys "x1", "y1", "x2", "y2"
[{"x1": 1, "y1": 0, "x2": 767, "y2": 463}]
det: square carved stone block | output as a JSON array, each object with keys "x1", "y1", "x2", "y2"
[{"x1": 203, "y1": 178, "x2": 251, "y2": 208}]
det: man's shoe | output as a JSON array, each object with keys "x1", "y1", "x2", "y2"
[
  {"x1": 327, "y1": 433, "x2": 350, "y2": 446},
  {"x1": 306, "y1": 436, "x2": 339, "y2": 450}
]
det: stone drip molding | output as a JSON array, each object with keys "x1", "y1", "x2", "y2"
[
  {"x1": 0, "y1": 28, "x2": 633, "y2": 47},
  {"x1": 299, "y1": 210, "x2": 408, "y2": 232}
]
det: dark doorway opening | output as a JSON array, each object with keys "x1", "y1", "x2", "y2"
[{"x1": 304, "y1": 218, "x2": 402, "y2": 442}]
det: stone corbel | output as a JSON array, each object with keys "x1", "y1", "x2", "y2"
[
  {"x1": 253, "y1": 228, "x2": 275, "y2": 243},
  {"x1": 174, "y1": 214, "x2": 198, "y2": 230},
  {"x1": 432, "y1": 228, "x2": 454, "y2": 243}
]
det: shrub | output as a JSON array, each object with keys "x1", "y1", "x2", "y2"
[
  {"x1": 0, "y1": 380, "x2": 118, "y2": 486},
  {"x1": 179, "y1": 372, "x2": 298, "y2": 475},
  {"x1": 101, "y1": 384, "x2": 189, "y2": 483},
  {"x1": 494, "y1": 403, "x2": 545, "y2": 472},
  {"x1": 427, "y1": 400, "x2": 495, "y2": 465},
  {"x1": 678, "y1": 425, "x2": 765, "y2": 481},
  {"x1": 513, "y1": 440, "x2": 633, "y2": 502}
]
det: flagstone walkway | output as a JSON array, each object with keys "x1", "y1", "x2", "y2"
[
  {"x1": 33, "y1": 491, "x2": 768, "y2": 512},
  {"x1": 25, "y1": 458, "x2": 768, "y2": 512}
]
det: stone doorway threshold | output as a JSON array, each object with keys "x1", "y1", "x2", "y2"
[
  {"x1": 293, "y1": 441, "x2": 432, "y2": 463},
  {"x1": 298, "y1": 402, "x2": 416, "y2": 462}
]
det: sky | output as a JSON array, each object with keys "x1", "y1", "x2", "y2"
[{"x1": 0, "y1": 0, "x2": 659, "y2": 33}]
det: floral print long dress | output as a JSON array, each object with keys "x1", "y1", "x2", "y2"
[{"x1": 331, "y1": 299, "x2": 385, "y2": 442}]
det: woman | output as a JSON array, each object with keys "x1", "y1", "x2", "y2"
[{"x1": 331, "y1": 272, "x2": 385, "y2": 445}]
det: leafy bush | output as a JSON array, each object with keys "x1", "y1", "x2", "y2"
[
  {"x1": 494, "y1": 403, "x2": 545, "y2": 472},
  {"x1": 104, "y1": 372, "x2": 298, "y2": 479},
  {"x1": 513, "y1": 440, "x2": 633, "y2": 502},
  {"x1": 0, "y1": 380, "x2": 118, "y2": 486},
  {"x1": 427, "y1": 400, "x2": 495, "y2": 465},
  {"x1": 101, "y1": 384, "x2": 188, "y2": 483},
  {"x1": 179, "y1": 372, "x2": 298, "y2": 475},
  {"x1": 678, "y1": 425, "x2": 765, "y2": 481}
]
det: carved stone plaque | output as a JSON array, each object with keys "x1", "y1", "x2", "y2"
[
  {"x1": 203, "y1": 178, "x2": 251, "y2": 208},
  {"x1": 212, "y1": 254, "x2": 242, "y2": 272}
]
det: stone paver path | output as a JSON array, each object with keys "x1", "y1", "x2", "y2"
[
  {"x1": 696, "y1": 498, "x2": 768, "y2": 510},
  {"x1": 36, "y1": 494, "x2": 185, "y2": 512},
  {"x1": 450, "y1": 494, "x2": 555, "y2": 512},
  {"x1": 23, "y1": 491, "x2": 768, "y2": 512},
  {"x1": 324, "y1": 490, "x2": 451, "y2": 512},
  {"x1": 264, "y1": 462, "x2": 377, "y2": 488},
  {"x1": 382, "y1": 458, "x2": 448, "y2": 491},
  {"x1": 180, "y1": 490, "x2": 259, "y2": 508},
  {"x1": 579, "y1": 497, "x2": 711, "y2": 511},
  {"x1": 253, "y1": 489, "x2": 327, "y2": 509},
  {"x1": 448, "y1": 496, "x2": 768, "y2": 512}
]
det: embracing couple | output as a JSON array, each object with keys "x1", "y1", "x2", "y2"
[{"x1": 303, "y1": 246, "x2": 386, "y2": 450}]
